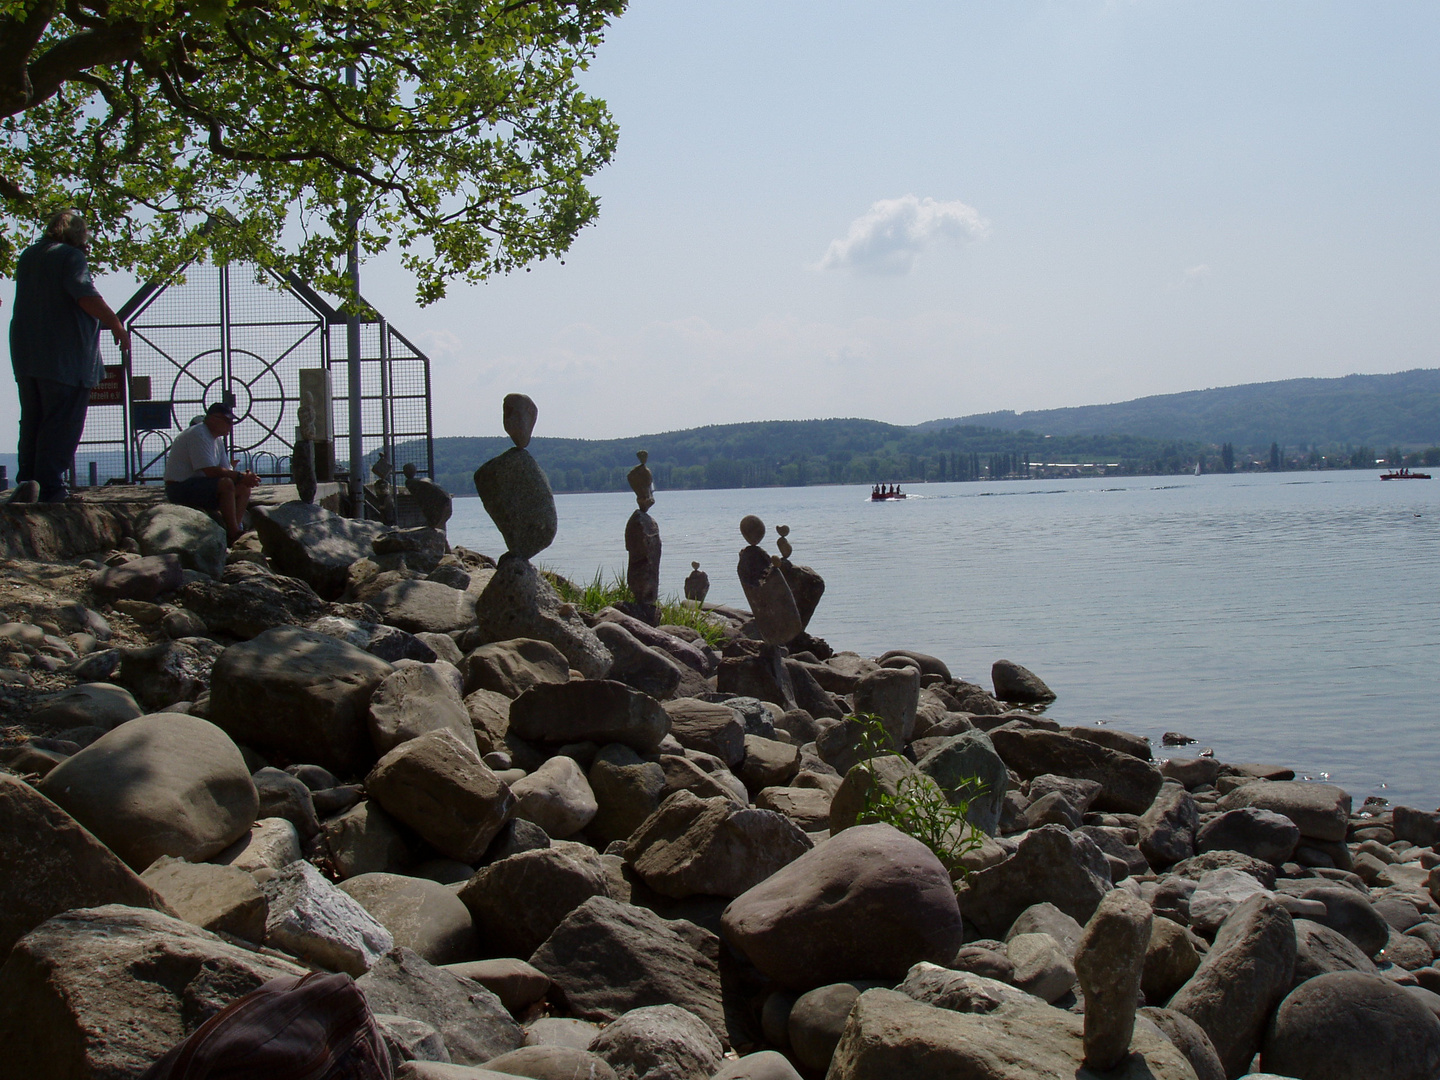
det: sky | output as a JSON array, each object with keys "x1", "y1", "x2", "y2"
[{"x1": 4, "y1": 0, "x2": 1440, "y2": 443}]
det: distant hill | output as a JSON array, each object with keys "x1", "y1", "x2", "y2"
[{"x1": 917, "y1": 369, "x2": 1440, "y2": 449}]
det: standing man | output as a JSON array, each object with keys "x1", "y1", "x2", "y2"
[
  {"x1": 164, "y1": 402, "x2": 260, "y2": 544},
  {"x1": 10, "y1": 209, "x2": 130, "y2": 502}
]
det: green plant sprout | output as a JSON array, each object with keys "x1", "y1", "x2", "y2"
[
  {"x1": 849, "y1": 712, "x2": 987, "y2": 878},
  {"x1": 540, "y1": 565, "x2": 729, "y2": 649}
]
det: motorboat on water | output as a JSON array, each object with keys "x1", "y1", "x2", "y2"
[
  {"x1": 1381, "y1": 468, "x2": 1431, "y2": 480},
  {"x1": 870, "y1": 486, "x2": 907, "y2": 500}
]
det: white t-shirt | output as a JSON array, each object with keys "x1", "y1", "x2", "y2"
[{"x1": 164, "y1": 420, "x2": 227, "y2": 482}]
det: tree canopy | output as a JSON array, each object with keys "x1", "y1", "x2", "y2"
[{"x1": 0, "y1": 0, "x2": 624, "y2": 302}]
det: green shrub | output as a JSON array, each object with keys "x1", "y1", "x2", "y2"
[
  {"x1": 849, "y1": 712, "x2": 986, "y2": 877},
  {"x1": 541, "y1": 565, "x2": 730, "y2": 649}
]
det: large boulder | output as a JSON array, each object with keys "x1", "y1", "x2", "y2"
[
  {"x1": 587, "y1": 744, "x2": 667, "y2": 847},
  {"x1": 1139, "y1": 782, "x2": 1199, "y2": 870},
  {"x1": 471, "y1": 554, "x2": 612, "y2": 679},
  {"x1": 176, "y1": 563, "x2": 327, "y2": 639},
  {"x1": 1292, "y1": 918, "x2": 1378, "y2": 985},
  {"x1": 37, "y1": 712, "x2": 256, "y2": 871},
  {"x1": 826, "y1": 988, "x2": 1196, "y2": 1080},
  {"x1": 115, "y1": 637, "x2": 224, "y2": 709},
  {"x1": 208, "y1": 625, "x2": 394, "y2": 776},
  {"x1": 595, "y1": 607, "x2": 713, "y2": 674},
  {"x1": 1195, "y1": 807, "x2": 1301, "y2": 864},
  {"x1": 368, "y1": 662, "x2": 476, "y2": 757},
  {"x1": 662, "y1": 698, "x2": 745, "y2": 768},
  {"x1": 588, "y1": 1004, "x2": 723, "y2": 1080},
  {"x1": 0, "y1": 773, "x2": 173, "y2": 957},
  {"x1": 1217, "y1": 780, "x2": 1351, "y2": 843},
  {"x1": 914, "y1": 730, "x2": 1010, "y2": 835},
  {"x1": 530, "y1": 896, "x2": 725, "y2": 1040},
  {"x1": 358, "y1": 947, "x2": 524, "y2": 1067},
  {"x1": 1168, "y1": 893, "x2": 1296, "y2": 1078},
  {"x1": 721, "y1": 823, "x2": 963, "y2": 990},
  {"x1": 369, "y1": 579, "x2": 477, "y2": 635},
  {"x1": 1296, "y1": 883, "x2": 1389, "y2": 957},
  {"x1": 595, "y1": 621, "x2": 684, "y2": 700},
  {"x1": 263, "y1": 859, "x2": 394, "y2": 975},
  {"x1": 851, "y1": 666, "x2": 919, "y2": 746},
  {"x1": 250, "y1": 502, "x2": 388, "y2": 599},
  {"x1": 140, "y1": 856, "x2": 267, "y2": 941},
  {"x1": 458, "y1": 845, "x2": 617, "y2": 959},
  {"x1": 136, "y1": 502, "x2": 228, "y2": 579},
  {"x1": 460, "y1": 638, "x2": 570, "y2": 698},
  {"x1": 509, "y1": 680, "x2": 670, "y2": 754},
  {"x1": 955, "y1": 825, "x2": 1113, "y2": 939},
  {"x1": 365, "y1": 728, "x2": 515, "y2": 864},
  {"x1": 989, "y1": 727, "x2": 1164, "y2": 814},
  {"x1": 26, "y1": 681, "x2": 141, "y2": 730},
  {"x1": 1262, "y1": 971, "x2": 1440, "y2": 1080},
  {"x1": 339, "y1": 872, "x2": 479, "y2": 965},
  {"x1": 624, "y1": 790, "x2": 813, "y2": 899},
  {"x1": 0, "y1": 905, "x2": 305, "y2": 1080},
  {"x1": 991, "y1": 659, "x2": 1056, "y2": 703},
  {"x1": 90, "y1": 553, "x2": 184, "y2": 602}
]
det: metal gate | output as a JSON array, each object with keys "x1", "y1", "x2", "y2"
[{"x1": 74, "y1": 261, "x2": 433, "y2": 491}]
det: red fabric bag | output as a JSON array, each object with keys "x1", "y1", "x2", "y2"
[{"x1": 141, "y1": 971, "x2": 393, "y2": 1080}]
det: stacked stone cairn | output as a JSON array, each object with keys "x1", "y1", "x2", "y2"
[
  {"x1": 292, "y1": 394, "x2": 318, "y2": 505},
  {"x1": 366, "y1": 451, "x2": 398, "y2": 526},
  {"x1": 403, "y1": 462, "x2": 453, "y2": 532},
  {"x1": 2, "y1": 435, "x2": 1440, "y2": 1080},
  {"x1": 685, "y1": 561, "x2": 710, "y2": 603},
  {"x1": 622, "y1": 451, "x2": 662, "y2": 625}
]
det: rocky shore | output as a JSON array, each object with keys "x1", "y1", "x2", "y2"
[{"x1": 1, "y1": 485, "x2": 1439, "y2": 1080}]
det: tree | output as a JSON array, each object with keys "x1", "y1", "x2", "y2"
[
  {"x1": 1269, "y1": 442, "x2": 1281, "y2": 471},
  {"x1": 1220, "y1": 442, "x2": 1234, "y2": 473},
  {"x1": 0, "y1": 0, "x2": 624, "y2": 303}
]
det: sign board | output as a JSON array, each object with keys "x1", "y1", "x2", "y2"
[
  {"x1": 132, "y1": 401, "x2": 173, "y2": 431},
  {"x1": 89, "y1": 364, "x2": 124, "y2": 405}
]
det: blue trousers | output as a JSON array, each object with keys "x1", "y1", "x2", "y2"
[{"x1": 15, "y1": 375, "x2": 90, "y2": 501}]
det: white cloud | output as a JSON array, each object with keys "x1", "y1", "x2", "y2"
[
  {"x1": 1182, "y1": 263, "x2": 1211, "y2": 284},
  {"x1": 819, "y1": 195, "x2": 990, "y2": 275}
]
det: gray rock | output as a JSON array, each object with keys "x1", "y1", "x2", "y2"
[
  {"x1": 1170, "y1": 848, "x2": 1278, "y2": 889},
  {"x1": 339, "y1": 872, "x2": 479, "y2": 965},
  {"x1": 444, "y1": 957, "x2": 551, "y2": 1015},
  {"x1": 369, "y1": 579, "x2": 478, "y2": 635},
  {"x1": 252, "y1": 766, "x2": 321, "y2": 839},
  {"x1": 776, "y1": 559, "x2": 824, "y2": 632},
  {"x1": 827, "y1": 753, "x2": 941, "y2": 834},
  {"x1": 0, "y1": 772, "x2": 173, "y2": 958},
  {"x1": 595, "y1": 608, "x2": 713, "y2": 675},
  {"x1": 141, "y1": 856, "x2": 267, "y2": 941},
  {"x1": 375, "y1": 1013, "x2": 451, "y2": 1065},
  {"x1": 721, "y1": 823, "x2": 963, "y2": 990},
  {"x1": 588, "y1": 1003, "x2": 723, "y2": 1080},
  {"x1": 1298, "y1": 883, "x2": 1389, "y2": 957},
  {"x1": 588, "y1": 743, "x2": 668, "y2": 846},
  {"x1": 991, "y1": 659, "x2": 1056, "y2": 703},
  {"x1": 176, "y1": 563, "x2": 327, "y2": 638},
  {"x1": 1004, "y1": 901, "x2": 1085, "y2": 957},
  {"x1": 624, "y1": 790, "x2": 813, "y2": 899},
  {"x1": 474, "y1": 446, "x2": 557, "y2": 559},
  {"x1": 1195, "y1": 806, "x2": 1301, "y2": 865},
  {"x1": 851, "y1": 665, "x2": 919, "y2": 746},
  {"x1": 1138, "y1": 1007, "x2": 1226, "y2": 1080},
  {"x1": 366, "y1": 728, "x2": 515, "y2": 864},
  {"x1": 309, "y1": 614, "x2": 439, "y2": 664},
  {"x1": 27, "y1": 681, "x2": 141, "y2": 729},
  {"x1": 989, "y1": 727, "x2": 1164, "y2": 814},
  {"x1": 1293, "y1": 917, "x2": 1379, "y2": 985},
  {"x1": 1168, "y1": 893, "x2": 1296, "y2": 1078},
  {"x1": 950, "y1": 946, "x2": 1017, "y2": 983},
  {"x1": 597, "y1": 621, "x2": 683, "y2": 699},
  {"x1": 1143, "y1": 916, "x2": 1202, "y2": 1007},
  {"x1": 403, "y1": 465, "x2": 454, "y2": 531},
  {"x1": 369, "y1": 661, "x2": 476, "y2": 757},
  {"x1": 458, "y1": 845, "x2": 617, "y2": 959},
  {"x1": 1074, "y1": 888, "x2": 1153, "y2": 1070},
  {"x1": 1029, "y1": 773, "x2": 1103, "y2": 815},
  {"x1": 484, "y1": 1045, "x2": 618, "y2": 1080},
  {"x1": 209, "y1": 625, "x2": 394, "y2": 777},
  {"x1": 1006, "y1": 932, "x2": 1076, "y2": 1003},
  {"x1": 1218, "y1": 779, "x2": 1352, "y2": 842},
  {"x1": 358, "y1": 947, "x2": 524, "y2": 1067},
  {"x1": 137, "y1": 503, "x2": 229, "y2": 578},
  {"x1": 1188, "y1": 867, "x2": 1274, "y2": 936},
  {"x1": 461, "y1": 637, "x2": 571, "y2": 698},
  {"x1": 896, "y1": 962, "x2": 1034, "y2": 1013},
  {"x1": 1394, "y1": 805, "x2": 1440, "y2": 847},
  {"x1": 736, "y1": 531, "x2": 803, "y2": 647},
  {"x1": 90, "y1": 552, "x2": 184, "y2": 602},
  {"x1": 915, "y1": 730, "x2": 1010, "y2": 835},
  {"x1": 662, "y1": 699, "x2": 745, "y2": 767},
  {"x1": 471, "y1": 555, "x2": 612, "y2": 680},
  {"x1": 1262, "y1": 971, "x2": 1440, "y2": 1080},
  {"x1": 510, "y1": 754, "x2": 599, "y2": 838},
  {"x1": 955, "y1": 824, "x2": 1114, "y2": 939},
  {"x1": 531, "y1": 896, "x2": 724, "y2": 1040},
  {"x1": 37, "y1": 712, "x2": 257, "y2": 871},
  {"x1": 625, "y1": 508, "x2": 662, "y2": 609},
  {"x1": 737, "y1": 733, "x2": 800, "y2": 794},
  {"x1": 788, "y1": 983, "x2": 870, "y2": 1072},
  {"x1": 251, "y1": 501, "x2": 389, "y2": 599},
  {"x1": 753, "y1": 785, "x2": 830, "y2": 832},
  {"x1": 525, "y1": 1016, "x2": 602, "y2": 1050},
  {"x1": 1140, "y1": 782, "x2": 1199, "y2": 870},
  {"x1": 826, "y1": 988, "x2": 1196, "y2": 1080},
  {"x1": 263, "y1": 858, "x2": 394, "y2": 975},
  {"x1": 115, "y1": 636, "x2": 224, "y2": 709},
  {"x1": 322, "y1": 799, "x2": 413, "y2": 879},
  {"x1": 214, "y1": 816, "x2": 304, "y2": 874},
  {"x1": 510, "y1": 680, "x2": 669, "y2": 754},
  {"x1": 0, "y1": 905, "x2": 305, "y2": 1080},
  {"x1": 710, "y1": 1051, "x2": 802, "y2": 1080}
]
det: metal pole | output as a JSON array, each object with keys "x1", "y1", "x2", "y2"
[{"x1": 345, "y1": 63, "x2": 365, "y2": 519}]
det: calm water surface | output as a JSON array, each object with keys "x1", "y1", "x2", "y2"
[{"x1": 450, "y1": 470, "x2": 1440, "y2": 807}]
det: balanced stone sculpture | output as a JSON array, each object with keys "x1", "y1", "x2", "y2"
[
  {"x1": 774, "y1": 523, "x2": 825, "y2": 632},
  {"x1": 292, "y1": 396, "x2": 317, "y2": 504},
  {"x1": 366, "y1": 451, "x2": 397, "y2": 525},
  {"x1": 624, "y1": 451, "x2": 661, "y2": 623},
  {"x1": 473, "y1": 393, "x2": 557, "y2": 560},
  {"x1": 403, "y1": 462, "x2": 453, "y2": 531},
  {"x1": 737, "y1": 515, "x2": 802, "y2": 646},
  {"x1": 684, "y1": 561, "x2": 710, "y2": 603}
]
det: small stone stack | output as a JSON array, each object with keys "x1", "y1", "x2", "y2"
[
  {"x1": 403, "y1": 462, "x2": 453, "y2": 531},
  {"x1": 684, "y1": 561, "x2": 710, "y2": 603}
]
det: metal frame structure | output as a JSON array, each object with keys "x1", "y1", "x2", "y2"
[{"x1": 73, "y1": 261, "x2": 434, "y2": 495}]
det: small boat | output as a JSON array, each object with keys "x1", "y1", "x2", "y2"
[
  {"x1": 870, "y1": 486, "x2": 907, "y2": 501},
  {"x1": 1381, "y1": 468, "x2": 1431, "y2": 480}
]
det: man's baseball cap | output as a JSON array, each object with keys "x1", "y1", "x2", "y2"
[{"x1": 206, "y1": 402, "x2": 238, "y2": 422}]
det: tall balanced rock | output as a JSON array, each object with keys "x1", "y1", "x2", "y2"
[
  {"x1": 624, "y1": 450, "x2": 661, "y2": 621},
  {"x1": 736, "y1": 515, "x2": 802, "y2": 646},
  {"x1": 403, "y1": 461, "x2": 453, "y2": 530},
  {"x1": 474, "y1": 393, "x2": 557, "y2": 559},
  {"x1": 1074, "y1": 889, "x2": 1153, "y2": 1071},
  {"x1": 684, "y1": 561, "x2": 710, "y2": 602},
  {"x1": 774, "y1": 524, "x2": 825, "y2": 632}
]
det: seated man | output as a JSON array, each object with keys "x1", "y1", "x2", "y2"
[{"x1": 164, "y1": 402, "x2": 260, "y2": 544}]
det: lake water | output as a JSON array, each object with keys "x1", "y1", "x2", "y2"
[{"x1": 449, "y1": 470, "x2": 1440, "y2": 809}]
